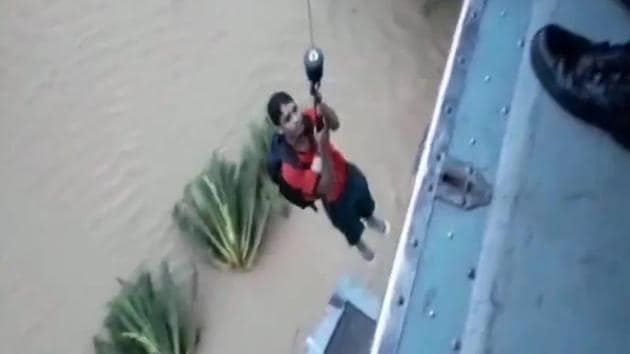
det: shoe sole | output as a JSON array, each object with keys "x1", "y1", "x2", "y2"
[
  {"x1": 531, "y1": 30, "x2": 630, "y2": 149},
  {"x1": 530, "y1": 30, "x2": 607, "y2": 128}
]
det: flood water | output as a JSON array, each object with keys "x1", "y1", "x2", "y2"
[{"x1": 0, "y1": 0, "x2": 459, "y2": 352}]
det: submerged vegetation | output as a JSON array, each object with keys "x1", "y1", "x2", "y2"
[
  {"x1": 173, "y1": 119, "x2": 284, "y2": 271},
  {"x1": 94, "y1": 120, "x2": 283, "y2": 353},
  {"x1": 94, "y1": 263, "x2": 201, "y2": 354}
]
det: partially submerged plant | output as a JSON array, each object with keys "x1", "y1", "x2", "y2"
[
  {"x1": 173, "y1": 120, "x2": 283, "y2": 271},
  {"x1": 94, "y1": 263, "x2": 201, "y2": 354}
]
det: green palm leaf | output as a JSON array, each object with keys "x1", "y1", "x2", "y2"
[
  {"x1": 173, "y1": 118, "x2": 284, "y2": 271},
  {"x1": 94, "y1": 262, "x2": 201, "y2": 354}
]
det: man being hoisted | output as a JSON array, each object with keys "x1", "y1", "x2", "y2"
[{"x1": 265, "y1": 47, "x2": 390, "y2": 261}]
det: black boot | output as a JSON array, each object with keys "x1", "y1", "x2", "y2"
[{"x1": 530, "y1": 24, "x2": 630, "y2": 148}]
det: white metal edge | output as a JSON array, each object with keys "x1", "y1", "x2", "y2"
[{"x1": 369, "y1": 1, "x2": 474, "y2": 352}]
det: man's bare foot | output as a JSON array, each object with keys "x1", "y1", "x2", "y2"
[
  {"x1": 364, "y1": 216, "x2": 391, "y2": 236},
  {"x1": 356, "y1": 240, "x2": 375, "y2": 261}
]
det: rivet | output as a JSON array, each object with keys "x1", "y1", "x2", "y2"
[
  {"x1": 452, "y1": 338, "x2": 462, "y2": 351},
  {"x1": 397, "y1": 296, "x2": 405, "y2": 306},
  {"x1": 483, "y1": 75, "x2": 491, "y2": 83},
  {"x1": 445, "y1": 105, "x2": 453, "y2": 115},
  {"x1": 470, "y1": 10, "x2": 477, "y2": 19},
  {"x1": 517, "y1": 38, "x2": 525, "y2": 48},
  {"x1": 411, "y1": 239, "x2": 419, "y2": 248},
  {"x1": 500, "y1": 10, "x2": 507, "y2": 17},
  {"x1": 501, "y1": 106, "x2": 510, "y2": 115},
  {"x1": 428, "y1": 309, "x2": 436, "y2": 318},
  {"x1": 447, "y1": 231, "x2": 454, "y2": 239},
  {"x1": 428, "y1": 184, "x2": 434, "y2": 192},
  {"x1": 469, "y1": 138, "x2": 476, "y2": 146},
  {"x1": 457, "y1": 56, "x2": 466, "y2": 64},
  {"x1": 467, "y1": 267, "x2": 476, "y2": 280}
]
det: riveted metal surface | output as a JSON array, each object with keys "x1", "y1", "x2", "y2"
[
  {"x1": 461, "y1": 1, "x2": 630, "y2": 354},
  {"x1": 370, "y1": 0, "x2": 532, "y2": 352},
  {"x1": 373, "y1": 0, "x2": 630, "y2": 354}
]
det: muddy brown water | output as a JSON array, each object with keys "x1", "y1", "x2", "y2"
[{"x1": 0, "y1": 0, "x2": 459, "y2": 353}]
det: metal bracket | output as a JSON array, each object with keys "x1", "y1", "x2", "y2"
[{"x1": 435, "y1": 154, "x2": 492, "y2": 209}]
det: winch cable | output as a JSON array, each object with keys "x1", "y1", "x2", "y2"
[
  {"x1": 307, "y1": 0, "x2": 315, "y2": 47},
  {"x1": 304, "y1": 0, "x2": 324, "y2": 127}
]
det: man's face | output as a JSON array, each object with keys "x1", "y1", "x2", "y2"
[{"x1": 278, "y1": 101, "x2": 305, "y2": 140}]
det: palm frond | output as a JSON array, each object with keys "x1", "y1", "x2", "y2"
[
  {"x1": 94, "y1": 263, "x2": 201, "y2": 354},
  {"x1": 173, "y1": 118, "x2": 284, "y2": 271}
]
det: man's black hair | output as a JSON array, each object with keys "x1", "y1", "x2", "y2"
[{"x1": 267, "y1": 91, "x2": 294, "y2": 126}]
